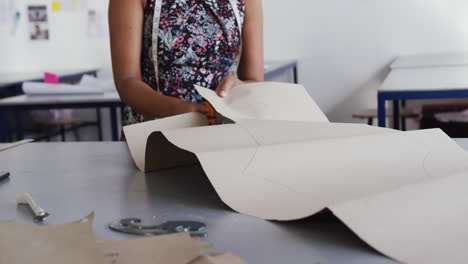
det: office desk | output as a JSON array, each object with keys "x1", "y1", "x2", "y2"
[
  {"x1": 378, "y1": 65, "x2": 468, "y2": 128},
  {"x1": 0, "y1": 92, "x2": 124, "y2": 142},
  {"x1": 0, "y1": 69, "x2": 101, "y2": 142},
  {"x1": 0, "y1": 141, "x2": 404, "y2": 264},
  {"x1": 264, "y1": 60, "x2": 298, "y2": 83},
  {"x1": 0, "y1": 69, "x2": 99, "y2": 96},
  {"x1": 0, "y1": 61, "x2": 298, "y2": 142}
]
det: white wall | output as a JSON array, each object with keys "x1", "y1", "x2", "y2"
[
  {"x1": 0, "y1": 0, "x2": 110, "y2": 73},
  {"x1": 263, "y1": 0, "x2": 468, "y2": 122}
]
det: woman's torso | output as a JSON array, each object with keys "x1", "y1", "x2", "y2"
[{"x1": 124, "y1": 0, "x2": 245, "y2": 125}]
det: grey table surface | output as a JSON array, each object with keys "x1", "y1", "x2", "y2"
[{"x1": 3, "y1": 140, "x2": 467, "y2": 263}]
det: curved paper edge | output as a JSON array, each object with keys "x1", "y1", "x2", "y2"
[
  {"x1": 195, "y1": 82, "x2": 329, "y2": 123},
  {"x1": 145, "y1": 131, "x2": 199, "y2": 171},
  {"x1": 123, "y1": 112, "x2": 209, "y2": 172}
]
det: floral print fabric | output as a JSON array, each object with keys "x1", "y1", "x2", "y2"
[{"x1": 123, "y1": 0, "x2": 245, "y2": 125}]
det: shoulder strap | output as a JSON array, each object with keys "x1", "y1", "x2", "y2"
[
  {"x1": 228, "y1": 0, "x2": 243, "y2": 76},
  {"x1": 152, "y1": 0, "x2": 164, "y2": 91}
]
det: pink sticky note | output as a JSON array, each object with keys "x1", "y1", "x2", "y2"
[{"x1": 44, "y1": 72, "x2": 59, "y2": 84}]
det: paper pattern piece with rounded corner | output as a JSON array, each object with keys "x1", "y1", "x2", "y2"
[
  {"x1": 195, "y1": 82, "x2": 329, "y2": 122},
  {"x1": 123, "y1": 112, "x2": 209, "y2": 172}
]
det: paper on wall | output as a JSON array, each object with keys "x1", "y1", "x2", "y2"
[
  {"x1": 87, "y1": 9, "x2": 109, "y2": 38},
  {"x1": 28, "y1": 5, "x2": 50, "y2": 41},
  {"x1": 123, "y1": 82, "x2": 468, "y2": 264},
  {"x1": 51, "y1": 1, "x2": 62, "y2": 12},
  {"x1": 22, "y1": 81, "x2": 105, "y2": 95},
  {"x1": 0, "y1": 0, "x2": 10, "y2": 25},
  {"x1": 54, "y1": 0, "x2": 80, "y2": 12}
]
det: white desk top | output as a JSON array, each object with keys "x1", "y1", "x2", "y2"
[
  {"x1": 0, "y1": 92, "x2": 121, "y2": 107},
  {"x1": 391, "y1": 52, "x2": 468, "y2": 69},
  {"x1": 380, "y1": 66, "x2": 468, "y2": 92},
  {"x1": 0, "y1": 68, "x2": 99, "y2": 87}
]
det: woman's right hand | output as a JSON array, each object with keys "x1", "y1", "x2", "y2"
[{"x1": 170, "y1": 99, "x2": 209, "y2": 116}]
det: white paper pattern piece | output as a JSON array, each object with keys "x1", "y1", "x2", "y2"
[
  {"x1": 195, "y1": 82, "x2": 329, "y2": 122},
  {"x1": 124, "y1": 82, "x2": 468, "y2": 264}
]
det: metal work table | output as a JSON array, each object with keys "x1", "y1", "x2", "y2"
[
  {"x1": 0, "y1": 92, "x2": 124, "y2": 142},
  {"x1": 3, "y1": 141, "x2": 457, "y2": 263},
  {"x1": 0, "y1": 69, "x2": 103, "y2": 142},
  {"x1": 0, "y1": 69, "x2": 99, "y2": 96}
]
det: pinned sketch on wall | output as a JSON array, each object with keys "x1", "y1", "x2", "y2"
[
  {"x1": 0, "y1": 0, "x2": 9, "y2": 25},
  {"x1": 51, "y1": 1, "x2": 61, "y2": 12},
  {"x1": 0, "y1": 0, "x2": 14, "y2": 25},
  {"x1": 52, "y1": 0, "x2": 81, "y2": 12},
  {"x1": 11, "y1": 11, "x2": 20, "y2": 35},
  {"x1": 28, "y1": 5, "x2": 49, "y2": 41},
  {"x1": 87, "y1": 9, "x2": 109, "y2": 38}
]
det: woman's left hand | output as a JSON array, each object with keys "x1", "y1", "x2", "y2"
[{"x1": 216, "y1": 75, "x2": 244, "y2": 98}]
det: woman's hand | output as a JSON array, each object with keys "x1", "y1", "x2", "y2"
[
  {"x1": 170, "y1": 99, "x2": 209, "y2": 116},
  {"x1": 216, "y1": 75, "x2": 244, "y2": 98}
]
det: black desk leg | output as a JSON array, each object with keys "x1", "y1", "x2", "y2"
[
  {"x1": 96, "y1": 108, "x2": 103, "y2": 141},
  {"x1": 401, "y1": 100, "x2": 407, "y2": 131},
  {"x1": 293, "y1": 65, "x2": 298, "y2": 84},
  {"x1": 110, "y1": 106, "x2": 118, "y2": 141},
  {"x1": 14, "y1": 110, "x2": 24, "y2": 140},
  {"x1": 393, "y1": 100, "x2": 400, "y2": 130},
  {"x1": 0, "y1": 111, "x2": 9, "y2": 142}
]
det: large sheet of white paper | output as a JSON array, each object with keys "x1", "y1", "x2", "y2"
[
  {"x1": 124, "y1": 82, "x2": 468, "y2": 264},
  {"x1": 195, "y1": 82, "x2": 328, "y2": 122}
]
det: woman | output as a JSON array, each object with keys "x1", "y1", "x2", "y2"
[{"x1": 109, "y1": 0, "x2": 264, "y2": 125}]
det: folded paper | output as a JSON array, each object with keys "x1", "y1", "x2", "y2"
[{"x1": 123, "y1": 82, "x2": 468, "y2": 264}]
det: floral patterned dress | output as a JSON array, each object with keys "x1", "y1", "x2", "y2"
[{"x1": 123, "y1": 0, "x2": 245, "y2": 125}]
